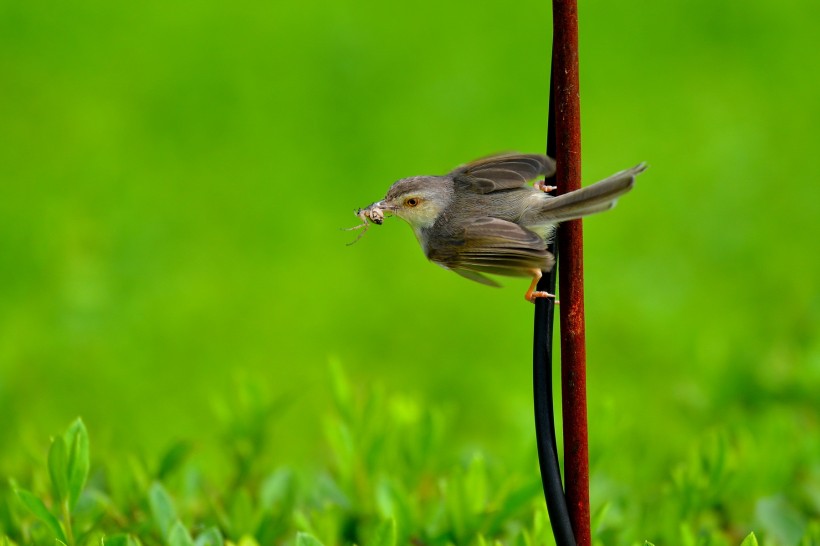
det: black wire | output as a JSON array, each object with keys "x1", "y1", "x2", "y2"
[{"x1": 532, "y1": 63, "x2": 576, "y2": 546}]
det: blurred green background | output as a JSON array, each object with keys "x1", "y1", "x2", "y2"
[{"x1": 1, "y1": 0, "x2": 819, "y2": 537}]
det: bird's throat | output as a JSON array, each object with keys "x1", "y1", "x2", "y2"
[{"x1": 413, "y1": 226, "x2": 431, "y2": 254}]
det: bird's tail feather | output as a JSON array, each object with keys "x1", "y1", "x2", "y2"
[{"x1": 534, "y1": 163, "x2": 646, "y2": 224}]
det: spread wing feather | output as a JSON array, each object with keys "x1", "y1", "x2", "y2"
[
  {"x1": 452, "y1": 269, "x2": 502, "y2": 287},
  {"x1": 428, "y1": 217, "x2": 554, "y2": 283},
  {"x1": 449, "y1": 153, "x2": 556, "y2": 194}
]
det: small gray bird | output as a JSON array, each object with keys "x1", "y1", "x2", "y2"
[{"x1": 348, "y1": 153, "x2": 645, "y2": 301}]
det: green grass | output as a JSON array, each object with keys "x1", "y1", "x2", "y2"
[
  {"x1": 2, "y1": 0, "x2": 820, "y2": 543},
  {"x1": 2, "y1": 365, "x2": 819, "y2": 545}
]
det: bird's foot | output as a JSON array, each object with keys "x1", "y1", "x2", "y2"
[
  {"x1": 526, "y1": 290, "x2": 557, "y2": 303},
  {"x1": 534, "y1": 179, "x2": 557, "y2": 193}
]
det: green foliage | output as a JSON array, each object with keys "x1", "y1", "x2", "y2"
[
  {"x1": 2, "y1": 0, "x2": 820, "y2": 543},
  {"x1": 48, "y1": 435, "x2": 69, "y2": 508},
  {"x1": 13, "y1": 488, "x2": 66, "y2": 543},
  {"x1": 4, "y1": 371, "x2": 819, "y2": 546},
  {"x1": 155, "y1": 442, "x2": 193, "y2": 483},
  {"x1": 296, "y1": 533, "x2": 325, "y2": 546},
  {"x1": 104, "y1": 535, "x2": 142, "y2": 546},
  {"x1": 369, "y1": 517, "x2": 396, "y2": 546},
  {"x1": 739, "y1": 532, "x2": 758, "y2": 546},
  {"x1": 167, "y1": 521, "x2": 194, "y2": 546},
  {"x1": 193, "y1": 528, "x2": 224, "y2": 546},
  {"x1": 148, "y1": 483, "x2": 178, "y2": 540},
  {"x1": 10, "y1": 418, "x2": 92, "y2": 545},
  {"x1": 63, "y1": 419, "x2": 90, "y2": 513}
]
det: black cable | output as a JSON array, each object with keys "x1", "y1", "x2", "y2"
[{"x1": 532, "y1": 65, "x2": 576, "y2": 546}]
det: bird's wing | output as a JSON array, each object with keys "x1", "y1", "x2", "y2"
[
  {"x1": 429, "y1": 217, "x2": 554, "y2": 282},
  {"x1": 452, "y1": 268, "x2": 502, "y2": 287},
  {"x1": 449, "y1": 153, "x2": 556, "y2": 194}
]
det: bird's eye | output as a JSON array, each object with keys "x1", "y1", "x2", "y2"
[{"x1": 405, "y1": 197, "x2": 420, "y2": 207}]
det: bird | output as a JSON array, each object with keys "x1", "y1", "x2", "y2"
[{"x1": 348, "y1": 153, "x2": 645, "y2": 301}]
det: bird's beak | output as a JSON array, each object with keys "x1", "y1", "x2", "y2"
[
  {"x1": 369, "y1": 201, "x2": 398, "y2": 222},
  {"x1": 372, "y1": 200, "x2": 397, "y2": 212}
]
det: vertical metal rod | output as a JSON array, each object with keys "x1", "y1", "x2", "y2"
[{"x1": 552, "y1": 0, "x2": 591, "y2": 544}]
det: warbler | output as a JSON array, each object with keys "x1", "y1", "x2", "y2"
[{"x1": 348, "y1": 153, "x2": 645, "y2": 301}]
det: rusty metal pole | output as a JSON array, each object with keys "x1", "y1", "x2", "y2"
[{"x1": 552, "y1": 0, "x2": 591, "y2": 544}]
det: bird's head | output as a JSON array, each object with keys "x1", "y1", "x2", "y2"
[{"x1": 377, "y1": 175, "x2": 454, "y2": 230}]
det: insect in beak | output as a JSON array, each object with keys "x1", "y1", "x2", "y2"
[{"x1": 343, "y1": 202, "x2": 387, "y2": 245}]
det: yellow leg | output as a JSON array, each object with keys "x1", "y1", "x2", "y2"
[{"x1": 525, "y1": 269, "x2": 556, "y2": 303}]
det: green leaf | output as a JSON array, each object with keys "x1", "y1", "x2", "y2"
[
  {"x1": 104, "y1": 534, "x2": 142, "y2": 546},
  {"x1": 463, "y1": 454, "x2": 488, "y2": 514},
  {"x1": 591, "y1": 501, "x2": 611, "y2": 535},
  {"x1": 228, "y1": 488, "x2": 254, "y2": 538},
  {"x1": 63, "y1": 418, "x2": 90, "y2": 511},
  {"x1": 739, "y1": 532, "x2": 758, "y2": 546},
  {"x1": 485, "y1": 478, "x2": 541, "y2": 534},
  {"x1": 167, "y1": 521, "x2": 195, "y2": 546},
  {"x1": 259, "y1": 468, "x2": 295, "y2": 510},
  {"x1": 323, "y1": 421, "x2": 354, "y2": 484},
  {"x1": 679, "y1": 522, "x2": 696, "y2": 546},
  {"x1": 756, "y1": 496, "x2": 806, "y2": 545},
  {"x1": 800, "y1": 522, "x2": 820, "y2": 545},
  {"x1": 295, "y1": 533, "x2": 325, "y2": 546},
  {"x1": 148, "y1": 482, "x2": 178, "y2": 539},
  {"x1": 256, "y1": 470, "x2": 296, "y2": 544},
  {"x1": 374, "y1": 479, "x2": 413, "y2": 544},
  {"x1": 328, "y1": 360, "x2": 353, "y2": 419},
  {"x1": 369, "y1": 518, "x2": 396, "y2": 546},
  {"x1": 514, "y1": 528, "x2": 531, "y2": 546},
  {"x1": 14, "y1": 489, "x2": 67, "y2": 543},
  {"x1": 193, "y1": 527, "x2": 224, "y2": 546},
  {"x1": 47, "y1": 436, "x2": 69, "y2": 506},
  {"x1": 156, "y1": 441, "x2": 192, "y2": 481}
]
